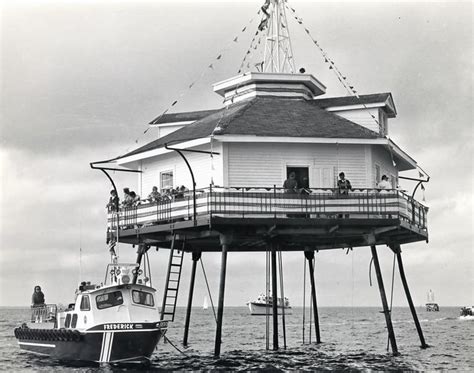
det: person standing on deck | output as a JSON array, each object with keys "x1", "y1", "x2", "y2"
[
  {"x1": 283, "y1": 172, "x2": 298, "y2": 193},
  {"x1": 31, "y1": 286, "x2": 45, "y2": 307},
  {"x1": 337, "y1": 172, "x2": 352, "y2": 195},
  {"x1": 106, "y1": 190, "x2": 120, "y2": 211},
  {"x1": 377, "y1": 175, "x2": 391, "y2": 190}
]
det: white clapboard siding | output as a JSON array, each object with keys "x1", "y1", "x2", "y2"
[
  {"x1": 227, "y1": 143, "x2": 369, "y2": 188},
  {"x1": 332, "y1": 108, "x2": 381, "y2": 134},
  {"x1": 372, "y1": 145, "x2": 398, "y2": 187},
  {"x1": 139, "y1": 144, "x2": 221, "y2": 196}
]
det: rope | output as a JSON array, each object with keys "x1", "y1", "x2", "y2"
[
  {"x1": 163, "y1": 335, "x2": 186, "y2": 355},
  {"x1": 117, "y1": 10, "x2": 260, "y2": 157},
  {"x1": 386, "y1": 252, "x2": 396, "y2": 351},
  {"x1": 285, "y1": 4, "x2": 381, "y2": 131},
  {"x1": 309, "y1": 258, "x2": 313, "y2": 343},
  {"x1": 368, "y1": 257, "x2": 374, "y2": 287},
  {"x1": 278, "y1": 250, "x2": 287, "y2": 349},
  {"x1": 199, "y1": 258, "x2": 217, "y2": 323},
  {"x1": 146, "y1": 250, "x2": 152, "y2": 287}
]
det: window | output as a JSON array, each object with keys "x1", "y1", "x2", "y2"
[
  {"x1": 65, "y1": 313, "x2": 71, "y2": 328},
  {"x1": 80, "y1": 295, "x2": 90, "y2": 311},
  {"x1": 132, "y1": 290, "x2": 155, "y2": 307},
  {"x1": 160, "y1": 170, "x2": 174, "y2": 193},
  {"x1": 96, "y1": 291, "x2": 123, "y2": 310},
  {"x1": 71, "y1": 314, "x2": 78, "y2": 328}
]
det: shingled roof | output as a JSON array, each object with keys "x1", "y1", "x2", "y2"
[
  {"x1": 313, "y1": 93, "x2": 396, "y2": 117},
  {"x1": 122, "y1": 97, "x2": 381, "y2": 158}
]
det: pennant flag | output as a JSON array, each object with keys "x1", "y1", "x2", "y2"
[
  {"x1": 281, "y1": 22, "x2": 286, "y2": 28},
  {"x1": 246, "y1": 50, "x2": 251, "y2": 54},
  {"x1": 343, "y1": 76, "x2": 347, "y2": 80},
  {"x1": 325, "y1": 58, "x2": 329, "y2": 63},
  {"x1": 305, "y1": 28, "x2": 310, "y2": 34},
  {"x1": 208, "y1": 63, "x2": 214, "y2": 69},
  {"x1": 421, "y1": 184, "x2": 425, "y2": 190},
  {"x1": 290, "y1": 7, "x2": 296, "y2": 12},
  {"x1": 329, "y1": 66, "x2": 333, "y2": 69},
  {"x1": 419, "y1": 171, "x2": 425, "y2": 178},
  {"x1": 171, "y1": 100, "x2": 177, "y2": 106},
  {"x1": 242, "y1": 26, "x2": 247, "y2": 32},
  {"x1": 349, "y1": 86, "x2": 354, "y2": 89},
  {"x1": 237, "y1": 69, "x2": 241, "y2": 74},
  {"x1": 189, "y1": 82, "x2": 195, "y2": 88},
  {"x1": 216, "y1": 54, "x2": 222, "y2": 60},
  {"x1": 233, "y1": 36, "x2": 238, "y2": 42}
]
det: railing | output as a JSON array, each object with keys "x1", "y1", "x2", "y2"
[
  {"x1": 30, "y1": 304, "x2": 57, "y2": 323},
  {"x1": 107, "y1": 187, "x2": 428, "y2": 232}
]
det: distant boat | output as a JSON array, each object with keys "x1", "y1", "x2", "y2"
[
  {"x1": 425, "y1": 289, "x2": 439, "y2": 312},
  {"x1": 246, "y1": 293, "x2": 292, "y2": 315},
  {"x1": 203, "y1": 296, "x2": 209, "y2": 310},
  {"x1": 459, "y1": 306, "x2": 474, "y2": 320}
]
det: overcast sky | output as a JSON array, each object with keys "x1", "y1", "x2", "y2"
[{"x1": 0, "y1": 0, "x2": 472, "y2": 309}]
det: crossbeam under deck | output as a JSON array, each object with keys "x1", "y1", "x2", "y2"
[{"x1": 112, "y1": 215, "x2": 427, "y2": 252}]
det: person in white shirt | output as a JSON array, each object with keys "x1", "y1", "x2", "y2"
[{"x1": 377, "y1": 175, "x2": 391, "y2": 190}]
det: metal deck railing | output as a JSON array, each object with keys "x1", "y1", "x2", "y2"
[{"x1": 107, "y1": 186, "x2": 428, "y2": 231}]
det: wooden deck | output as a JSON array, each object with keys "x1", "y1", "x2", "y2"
[{"x1": 108, "y1": 187, "x2": 428, "y2": 251}]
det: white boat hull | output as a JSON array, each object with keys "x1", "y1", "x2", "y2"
[{"x1": 248, "y1": 302, "x2": 293, "y2": 315}]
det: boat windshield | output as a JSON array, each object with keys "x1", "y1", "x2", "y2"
[
  {"x1": 132, "y1": 290, "x2": 154, "y2": 307},
  {"x1": 96, "y1": 291, "x2": 123, "y2": 310}
]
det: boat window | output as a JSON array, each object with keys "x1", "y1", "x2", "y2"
[
  {"x1": 132, "y1": 290, "x2": 154, "y2": 307},
  {"x1": 65, "y1": 313, "x2": 71, "y2": 328},
  {"x1": 96, "y1": 291, "x2": 124, "y2": 310},
  {"x1": 80, "y1": 295, "x2": 90, "y2": 311},
  {"x1": 71, "y1": 314, "x2": 78, "y2": 328}
]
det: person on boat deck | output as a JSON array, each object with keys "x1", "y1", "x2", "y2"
[
  {"x1": 148, "y1": 186, "x2": 161, "y2": 202},
  {"x1": 283, "y1": 172, "x2": 298, "y2": 193},
  {"x1": 337, "y1": 172, "x2": 352, "y2": 195},
  {"x1": 106, "y1": 189, "x2": 119, "y2": 211},
  {"x1": 122, "y1": 188, "x2": 134, "y2": 207},
  {"x1": 377, "y1": 175, "x2": 391, "y2": 190},
  {"x1": 31, "y1": 286, "x2": 45, "y2": 307}
]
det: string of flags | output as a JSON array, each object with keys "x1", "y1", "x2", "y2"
[
  {"x1": 285, "y1": 4, "x2": 381, "y2": 130},
  {"x1": 119, "y1": 10, "x2": 260, "y2": 157}
]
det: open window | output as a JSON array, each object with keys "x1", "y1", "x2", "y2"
[
  {"x1": 96, "y1": 291, "x2": 123, "y2": 310},
  {"x1": 286, "y1": 166, "x2": 309, "y2": 189}
]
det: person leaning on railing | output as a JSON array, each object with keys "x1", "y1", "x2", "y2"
[
  {"x1": 337, "y1": 172, "x2": 352, "y2": 195},
  {"x1": 147, "y1": 186, "x2": 161, "y2": 202},
  {"x1": 106, "y1": 189, "x2": 120, "y2": 212}
]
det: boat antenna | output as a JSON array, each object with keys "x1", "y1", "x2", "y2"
[{"x1": 79, "y1": 219, "x2": 82, "y2": 283}]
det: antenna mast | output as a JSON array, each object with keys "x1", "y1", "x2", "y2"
[{"x1": 262, "y1": 0, "x2": 296, "y2": 73}]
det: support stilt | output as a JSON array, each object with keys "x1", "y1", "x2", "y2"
[
  {"x1": 271, "y1": 243, "x2": 279, "y2": 350},
  {"x1": 183, "y1": 251, "x2": 201, "y2": 347},
  {"x1": 132, "y1": 244, "x2": 148, "y2": 284},
  {"x1": 391, "y1": 243, "x2": 428, "y2": 349},
  {"x1": 304, "y1": 250, "x2": 321, "y2": 343},
  {"x1": 370, "y1": 245, "x2": 399, "y2": 355},
  {"x1": 214, "y1": 234, "x2": 231, "y2": 357}
]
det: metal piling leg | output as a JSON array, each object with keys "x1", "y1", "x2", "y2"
[
  {"x1": 183, "y1": 251, "x2": 201, "y2": 347},
  {"x1": 370, "y1": 245, "x2": 399, "y2": 355},
  {"x1": 304, "y1": 250, "x2": 321, "y2": 343}
]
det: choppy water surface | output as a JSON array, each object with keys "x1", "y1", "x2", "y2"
[{"x1": 1, "y1": 306, "x2": 472, "y2": 371}]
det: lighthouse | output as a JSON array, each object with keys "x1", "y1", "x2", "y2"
[{"x1": 93, "y1": 0, "x2": 429, "y2": 356}]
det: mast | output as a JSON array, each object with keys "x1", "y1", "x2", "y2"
[{"x1": 262, "y1": 0, "x2": 296, "y2": 73}]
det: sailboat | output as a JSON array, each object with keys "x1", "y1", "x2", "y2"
[
  {"x1": 425, "y1": 289, "x2": 439, "y2": 311},
  {"x1": 203, "y1": 296, "x2": 209, "y2": 310}
]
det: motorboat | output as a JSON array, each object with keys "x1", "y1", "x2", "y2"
[
  {"x1": 247, "y1": 293, "x2": 292, "y2": 315},
  {"x1": 459, "y1": 306, "x2": 474, "y2": 320},
  {"x1": 14, "y1": 262, "x2": 167, "y2": 363}
]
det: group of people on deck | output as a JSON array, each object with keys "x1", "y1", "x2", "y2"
[
  {"x1": 106, "y1": 185, "x2": 190, "y2": 211},
  {"x1": 283, "y1": 172, "x2": 393, "y2": 194}
]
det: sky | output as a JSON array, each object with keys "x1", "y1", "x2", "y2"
[{"x1": 0, "y1": 0, "x2": 472, "y2": 309}]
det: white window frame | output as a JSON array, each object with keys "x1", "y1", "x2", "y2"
[{"x1": 160, "y1": 170, "x2": 174, "y2": 193}]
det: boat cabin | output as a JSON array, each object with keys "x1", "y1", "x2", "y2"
[{"x1": 55, "y1": 264, "x2": 159, "y2": 331}]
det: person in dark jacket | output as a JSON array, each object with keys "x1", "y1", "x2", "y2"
[
  {"x1": 337, "y1": 172, "x2": 352, "y2": 195},
  {"x1": 31, "y1": 286, "x2": 45, "y2": 307},
  {"x1": 283, "y1": 172, "x2": 298, "y2": 193},
  {"x1": 106, "y1": 190, "x2": 120, "y2": 211}
]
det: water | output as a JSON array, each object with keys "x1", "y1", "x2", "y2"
[{"x1": 1, "y1": 306, "x2": 472, "y2": 371}]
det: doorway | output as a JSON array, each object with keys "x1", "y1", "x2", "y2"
[{"x1": 286, "y1": 166, "x2": 309, "y2": 189}]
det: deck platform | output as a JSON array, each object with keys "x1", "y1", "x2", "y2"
[{"x1": 108, "y1": 187, "x2": 428, "y2": 251}]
